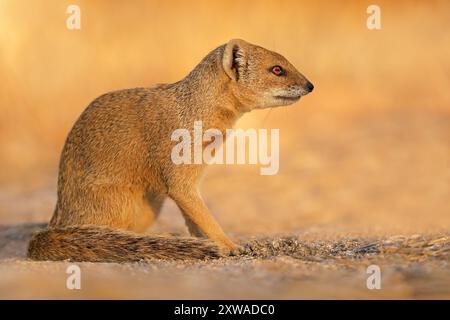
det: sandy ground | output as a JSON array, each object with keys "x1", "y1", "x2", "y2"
[{"x1": 0, "y1": 107, "x2": 449, "y2": 299}]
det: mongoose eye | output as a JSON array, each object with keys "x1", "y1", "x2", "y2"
[{"x1": 271, "y1": 65, "x2": 285, "y2": 76}]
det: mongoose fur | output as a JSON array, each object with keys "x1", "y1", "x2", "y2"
[{"x1": 27, "y1": 39, "x2": 313, "y2": 262}]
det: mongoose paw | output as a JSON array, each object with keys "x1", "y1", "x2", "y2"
[
  {"x1": 229, "y1": 245, "x2": 246, "y2": 256},
  {"x1": 219, "y1": 243, "x2": 245, "y2": 257}
]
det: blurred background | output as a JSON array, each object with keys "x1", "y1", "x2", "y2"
[{"x1": 0, "y1": 0, "x2": 449, "y2": 234}]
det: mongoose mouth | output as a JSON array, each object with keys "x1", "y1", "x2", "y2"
[{"x1": 274, "y1": 95, "x2": 302, "y2": 102}]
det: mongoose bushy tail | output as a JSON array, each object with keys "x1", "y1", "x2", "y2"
[{"x1": 27, "y1": 226, "x2": 221, "y2": 262}]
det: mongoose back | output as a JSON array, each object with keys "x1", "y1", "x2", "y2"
[{"x1": 27, "y1": 39, "x2": 314, "y2": 262}]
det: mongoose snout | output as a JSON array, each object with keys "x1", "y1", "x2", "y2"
[{"x1": 27, "y1": 38, "x2": 314, "y2": 262}]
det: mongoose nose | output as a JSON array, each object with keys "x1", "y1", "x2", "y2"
[{"x1": 305, "y1": 81, "x2": 314, "y2": 92}]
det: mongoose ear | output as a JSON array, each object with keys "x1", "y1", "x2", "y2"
[{"x1": 222, "y1": 39, "x2": 247, "y2": 81}]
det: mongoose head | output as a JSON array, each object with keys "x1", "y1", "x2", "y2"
[{"x1": 222, "y1": 39, "x2": 314, "y2": 110}]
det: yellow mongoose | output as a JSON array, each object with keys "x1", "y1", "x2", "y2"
[{"x1": 27, "y1": 39, "x2": 313, "y2": 262}]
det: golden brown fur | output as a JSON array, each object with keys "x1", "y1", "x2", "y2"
[{"x1": 27, "y1": 39, "x2": 313, "y2": 262}]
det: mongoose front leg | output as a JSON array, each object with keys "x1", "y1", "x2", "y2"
[{"x1": 169, "y1": 189, "x2": 240, "y2": 255}]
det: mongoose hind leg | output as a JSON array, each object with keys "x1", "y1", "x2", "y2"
[
  {"x1": 51, "y1": 184, "x2": 145, "y2": 230},
  {"x1": 133, "y1": 193, "x2": 166, "y2": 233}
]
